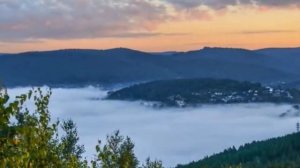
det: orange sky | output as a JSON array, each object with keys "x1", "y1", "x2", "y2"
[{"x1": 0, "y1": 2, "x2": 299, "y2": 53}]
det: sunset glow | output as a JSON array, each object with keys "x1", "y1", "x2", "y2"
[{"x1": 0, "y1": 0, "x2": 299, "y2": 53}]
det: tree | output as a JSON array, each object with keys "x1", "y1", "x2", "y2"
[
  {"x1": 60, "y1": 120, "x2": 85, "y2": 159},
  {"x1": 141, "y1": 158, "x2": 164, "y2": 168},
  {"x1": 0, "y1": 88, "x2": 85, "y2": 167},
  {"x1": 59, "y1": 119, "x2": 86, "y2": 167},
  {"x1": 0, "y1": 86, "x2": 164, "y2": 168},
  {"x1": 92, "y1": 130, "x2": 139, "y2": 168}
]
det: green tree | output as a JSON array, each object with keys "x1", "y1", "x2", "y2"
[
  {"x1": 0, "y1": 86, "x2": 164, "y2": 168},
  {"x1": 60, "y1": 120, "x2": 85, "y2": 160},
  {"x1": 59, "y1": 119, "x2": 86, "y2": 167},
  {"x1": 141, "y1": 157, "x2": 164, "y2": 168},
  {"x1": 92, "y1": 130, "x2": 139, "y2": 168},
  {"x1": 0, "y1": 88, "x2": 85, "y2": 167}
]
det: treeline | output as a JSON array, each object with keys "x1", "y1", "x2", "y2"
[
  {"x1": 107, "y1": 78, "x2": 300, "y2": 107},
  {"x1": 177, "y1": 132, "x2": 300, "y2": 168},
  {"x1": 0, "y1": 87, "x2": 163, "y2": 168}
]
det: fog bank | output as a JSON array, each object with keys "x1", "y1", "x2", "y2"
[{"x1": 7, "y1": 87, "x2": 300, "y2": 167}]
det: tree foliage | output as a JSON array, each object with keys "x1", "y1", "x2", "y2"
[
  {"x1": 92, "y1": 130, "x2": 139, "y2": 168},
  {"x1": 0, "y1": 86, "x2": 163, "y2": 168},
  {"x1": 142, "y1": 158, "x2": 164, "y2": 168},
  {"x1": 0, "y1": 87, "x2": 84, "y2": 167},
  {"x1": 177, "y1": 132, "x2": 300, "y2": 168}
]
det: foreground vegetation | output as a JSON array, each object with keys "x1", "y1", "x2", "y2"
[
  {"x1": 177, "y1": 132, "x2": 300, "y2": 168},
  {"x1": 0, "y1": 87, "x2": 163, "y2": 168}
]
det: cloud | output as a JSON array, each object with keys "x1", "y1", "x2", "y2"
[
  {"x1": 163, "y1": 0, "x2": 300, "y2": 22},
  {"x1": 0, "y1": 0, "x2": 170, "y2": 41},
  {"x1": 255, "y1": 0, "x2": 300, "y2": 7},
  {"x1": 165, "y1": 0, "x2": 203, "y2": 9},
  {"x1": 165, "y1": 0, "x2": 300, "y2": 9},
  {"x1": 7, "y1": 86, "x2": 299, "y2": 167},
  {"x1": 96, "y1": 32, "x2": 189, "y2": 38},
  {"x1": 165, "y1": 0, "x2": 237, "y2": 9},
  {"x1": 0, "y1": 0, "x2": 299, "y2": 42},
  {"x1": 234, "y1": 30, "x2": 298, "y2": 35}
]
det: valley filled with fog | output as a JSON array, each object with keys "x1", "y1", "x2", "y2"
[{"x1": 7, "y1": 87, "x2": 300, "y2": 167}]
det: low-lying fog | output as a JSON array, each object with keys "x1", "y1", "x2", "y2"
[{"x1": 7, "y1": 86, "x2": 300, "y2": 167}]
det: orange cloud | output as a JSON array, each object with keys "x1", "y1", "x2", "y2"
[{"x1": 0, "y1": 0, "x2": 299, "y2": 53}]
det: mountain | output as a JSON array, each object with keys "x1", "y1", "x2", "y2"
[
  {"x1": 150, "y1": 51, "x2": 182, "y2": 56},
  {"x1": 0, "y1": 47, "x2": 299, "y2": 87},
  {"x1": 282, "y1": 81, "x2": 300, "y2": 89},
  {"x1": 176, "y1": 132, "x2": 300, "y2": 168},
  {"x1": 255, "y1": 47, "x2": 300, "y2": 78},
  {"x1": 106, "y1": 78, "x2": 300, "y2": 107},
  {"x1": 0, "y1": 48, "x2": 174, "y2": 87},
  {"x1": 256, "y1": 47, "x2": 300, "y2": 57},
  {"x1": 152, "y1": 47, "x2": 294, "y2": 83}
]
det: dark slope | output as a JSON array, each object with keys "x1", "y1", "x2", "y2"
[
  {"x1": 0, "y1": 48, "x2": 175, "y2": 87},
  {"x1": 255, "y1": 47, "x2": 300, "y2": 76},
  {"x1": 177, "y1": 132, "x2": 300, "y2": 168},
  {"x1": 0, "y1": 47, "x2": 299, "y2": 87},
  {"x1": 106, "y1": 78, "x2": 300, "y2": 106},
  {"x1": 256, "y1": 47, "x2": 300, "y2": 57},
  {"x1": 283, "y1": 81, "x2": 300, "y2": 89},
  {"x1": 156, "y1": 47, "x2": 293, "y2": 82},
  {"x1": 150, "y1": 51, "x2": 182, "y2": 56}
]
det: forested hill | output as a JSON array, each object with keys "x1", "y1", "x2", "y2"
[
  {"x1": 106, "y1": 78, "x2": 300, "y2": 107},
  {"x1": 176, "y1": 132, "x2": 300, "y2": 168},
  {"x1": 1, "y1": 47, "x2": 300, "y2": 87}
]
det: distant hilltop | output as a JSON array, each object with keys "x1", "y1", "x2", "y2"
[
  {"x1": 0, "y1": 47, "x2": 300, "y2": 88},
  {"x1": 106, "y1": 78, "x2": 300, "y2": 107}
]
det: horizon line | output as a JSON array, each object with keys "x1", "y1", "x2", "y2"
[{"x1": 2, "y1": 46, "x2": 300, "y2": 55}]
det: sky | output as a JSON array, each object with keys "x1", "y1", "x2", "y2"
[{"x1": 0, "y1": 0, "x2": 300, "y2": 53}]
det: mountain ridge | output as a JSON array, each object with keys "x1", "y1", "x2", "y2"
[
  {"x1": 3, "y1": 46, "x2": 300, "y2": 55},
  {"x1": 0, "y1": 47, "x2": 299, "y2": 87}
]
